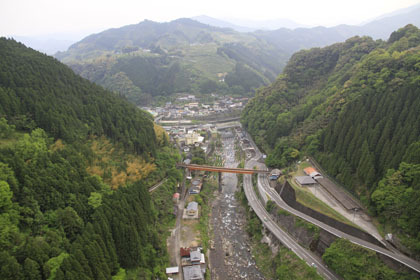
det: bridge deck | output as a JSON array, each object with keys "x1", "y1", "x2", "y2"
[{"x1": 177, "y1": 163, "x2": 269, "y2": 174}]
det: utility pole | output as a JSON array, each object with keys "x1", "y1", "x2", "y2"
[{"x1": 353, "y1": 208, "x2": 358, "y2": 223}]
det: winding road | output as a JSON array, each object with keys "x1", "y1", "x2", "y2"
[
  {"x1": 242, "y1": 131, "x2": 420, "y2": 276},
  {"x1": 243, "y1": 157, "x2": 339, "y2": 280}
]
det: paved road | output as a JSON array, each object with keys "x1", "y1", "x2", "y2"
[
  {"x1": 244, "y1": 157, "x2": 339, "y2": 280},
  {"x1": 242, "y1": 131, "x2": 420, "y2": 274}
]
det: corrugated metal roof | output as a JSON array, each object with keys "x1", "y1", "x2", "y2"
[
  {"x1": 190, "y1": 250, "x2": 201, "y2": 261},
  {"x1": 187, "y1": 201, "x2": 198, "y2": 211},
  {"x1": 295, "y1": 176, "x2": 316, "y2": 185},
  {"x1": 166, "y1": 267, "x2": 179, "y2": 274}
]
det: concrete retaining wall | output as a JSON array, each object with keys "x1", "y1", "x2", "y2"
[{"x1": 275, "y1": 181, "x2": 384, "y2": 248}]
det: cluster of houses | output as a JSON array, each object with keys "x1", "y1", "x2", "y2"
[
  {"x1": 166, "y1": 126, "x2": 215, "y2": 154},
  {"x1": 144, "y1": 95, "x2": 248, "y2": 121},
  {"x1": 166, "y1": 247, "x2": 206, "y2": 280},
  {"x1": 235, "y1": 129, "x2": 255, "y2": 159}
]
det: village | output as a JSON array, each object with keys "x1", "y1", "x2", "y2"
[
  {"x1": 142, "y1": 94, "x2": 248, "y2": 123},
  {"x1": 152, "y1": 93, "x2": 376, "y2": 280},
  {"x1": 162, "y1": 123, "x2": 269, "y2": 280},
  {"x1": 160, "y1": 118, "x2": 380, "y2": 280}
]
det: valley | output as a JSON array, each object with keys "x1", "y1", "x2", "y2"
[{"x1": 1, "y1": 3, "x2": 420, "y2": 279}]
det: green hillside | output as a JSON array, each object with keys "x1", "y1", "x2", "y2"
[
  {"x1": 56, "y1": 18, "x2": 289, "y2": 104},
  {"x1": 0, "y1": 38, "x2": 156, "y2": 156},
  {"x1": 242, "y1": 25, "x2": 420, "y2": 256},
  {"x1": 0, "y1": 38, "x2": 182, "y2": 279}
]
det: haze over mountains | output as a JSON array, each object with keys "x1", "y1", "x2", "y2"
[
  {"x1": 52, "y1": 3, "x2": 420, "y2": 106},
  {"x1": 191, "y1": 15, "x2": 307, "y2": 32},
  {"x1": 11, "y1": 3, "x2": 420, "y2": 55}
]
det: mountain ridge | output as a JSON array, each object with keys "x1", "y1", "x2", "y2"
[
  {"x1": 55, "y1": 5, "x2": 420, "y2": 105},
  {"x1": 241, "y1": 24, "x2": 420, "y2": 258}
]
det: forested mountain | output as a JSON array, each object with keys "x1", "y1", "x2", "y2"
[
  {"x1": 253, "y1": 4, "x2": 420, "y2": 54},
  {"x1": 54, "y1": 4, "x2": 420, "y2": 106},
  {"x1": 0, "y1": 38, "x2": 156, "y2": 156},
  {"x1": 242, "y1": 25, "x2": 420, "y2": 257},
  {"x1": 0, "y1": 38, "x2": 182, "y2": 279},
  {"x1": 55, "y1": 18, "x2": 289, "y2": 104}
]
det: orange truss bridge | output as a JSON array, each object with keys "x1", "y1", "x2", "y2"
[{"x1": 176, "y1": 163, "x2": 269, "y2": 174}]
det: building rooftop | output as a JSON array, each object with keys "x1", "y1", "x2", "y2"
[
  {"x1": 190, "y1": 250, "x2": 201, "y2": 262},
  {"x1": 270, "y1": 169, "x2": 282, "y2": 176},
  {"x1": 295, "y1": 176, "x2": 317, "y2": 185},
  {"x1": 166, "y1": 267, "x2": 179, "y2": 274},
  {"x1": 180, "y1": 247, "x2": 190, "y2": 257},
  {"x1": 183, "y1": 265, "x2": 204, "y2": 280},
  {"x1": 304, "y1": 167, "x2": 317, "y2": 175},
  {"x1": 187, "y1": 201, "x2": 198, "y2": 211}
]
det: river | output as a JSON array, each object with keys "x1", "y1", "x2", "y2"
[{"x1": 209, "y1": 131, "x2": 265, "y2": 280}]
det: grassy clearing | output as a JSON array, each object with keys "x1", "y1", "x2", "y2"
[
  {"x1": 0, "y1": 131, "x2": 25, "y2": 147},
  {"x1": 193, "y1": 179, "x2": 217, "y2": 280},
  {"x1": 288, "y1": 179, "x2": 358, "y2": 228},
  {"x1": 195, "y1": 180, "x2": 217, "y2": 252},
  {"x1": 183, "y1": 44, "x2": 235, "y2": 78},
  {"x1": 299, "y1": 160, "x2": 312, "y2": 170}
]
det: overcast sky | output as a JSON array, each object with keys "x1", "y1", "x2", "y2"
[{"x1": 1, "y1": 0, "x2": 419, "y2": 37}]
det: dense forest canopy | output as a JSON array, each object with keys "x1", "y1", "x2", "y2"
[
  {"x1": 242, "y1": 24, "x2": 420, "y2": 257},
  {"x1": 0, "y1": 38, "x2": 156, "y2": 157},
  {"x1": 0, "y1": 38, "x2": 182, "y2": 279}
]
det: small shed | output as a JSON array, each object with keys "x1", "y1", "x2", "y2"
[
  {"x1": 269, "y1": 169, "x2": 282, "y2": 180},
  {"x1": 304, "y1": 167, "x2": 322, "y2": 179},
  {"x1": 190, "y1": 250, "x2": 201, "y2": 264},
  {"x1": 295, "y1": 176, "x2": 316, "y2": 185},
  {"x1": 189, "y1": 187, "x2": 200, "y2": 194},
  {"x1": 192, "y1": 179, "x2": 202, "y2": 187},
  {"x1": 187, "y1": 202, "x2": 198, "y2": 216},
  {"x1": 166, "y1": 266, "x2": 179, "y2": 275},
  {"x1": 180, "y1": 247, "x2": 191, "y2": 258}
]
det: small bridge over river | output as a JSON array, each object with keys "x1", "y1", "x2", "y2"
[{"x1": 176, "y1": 163, "x2": 269, "y2": 174}]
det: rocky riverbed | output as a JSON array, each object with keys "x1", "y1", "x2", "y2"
[{"x1": 209, "y1": 133, "x2": 264, "y2": 280}]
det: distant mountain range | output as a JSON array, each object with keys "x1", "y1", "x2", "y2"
[
  {"x1": 12, "y1": 35, "x2": 75, "y2": 55},
  {"x1": 53, "y1": 4, "x2": 420, "y2": 105},
  {"x1": 193, "y1": 3, "x2": 420, "y2": 40},
  {"x1": 191, "y1": 15, "x2": 307, "y2": 32}
]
